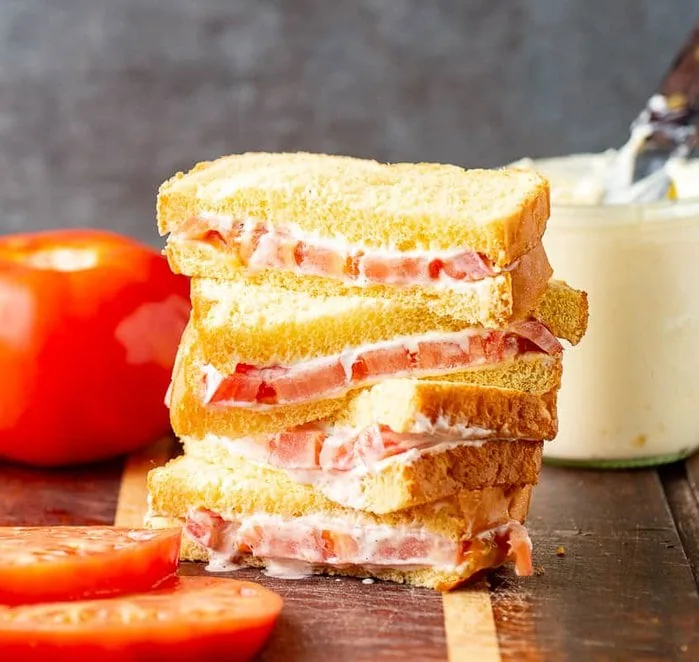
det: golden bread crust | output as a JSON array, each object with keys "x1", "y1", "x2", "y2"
[
  {"x1": 187, "y1": 266, "x2": 570, "y2": 370},
  {"x1": 532, "y1": 279, "x2": 589, "y2": 345},
  {"x1": 170, "y1": 321, "x2": 561, "y2": 438},
  {"x1": 166, "y1": 237, "x2": 552, "y2": 328},
  {"x1": 339, "y1": 378, "x2": 558, "y2": 438},
  {"x1": 145, "y1": 518, "x2": 517, "y2": 591},
  {"x1": 183, "y1": 436, "x2": 543, "y2": 514},
  {"x1": 146, "y1": 454, "x2": 532, "y2": 541},
  {"x1": 157, "y1": 152, "x2": 550, "y2": 264}
]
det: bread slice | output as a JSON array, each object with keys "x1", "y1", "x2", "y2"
[
  {"x1": 335, "y1": 378, "x2": 558, "y2": 436},
  {"x1": 533, "y1": 279, "x2": 588, "y2": 345},
  {"x1": 171, "y1": 320, "x2": 562, "y2": 438},
  {"x1": 189, "y1": 277, "x2": 584, "y2": 371},
  {"x1": 183, "y1": 436, "x2": 543, "y2": 513},
  {"x1": 164, "y1": 236, "x2": 552, "y2": 328},
  {"x1": 173, "y1": 365, "x2": 558, "y2": 440},
  {"x1": 146, "y1": 454, "x2": 534, "y2": 590},
  {"x1": 148, "y1": 514, "x2": 529, "y2": 591},
  {"x1": 158, "y1": 152, "x2": 552, "y2": 328},
  {"x1": 158, "y1": 152, "x2": 550, "y2": 265}
]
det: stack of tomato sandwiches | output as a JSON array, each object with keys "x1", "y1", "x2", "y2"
[{"x1": 146, "y1": 152, "x2": 588, "y2": 591}]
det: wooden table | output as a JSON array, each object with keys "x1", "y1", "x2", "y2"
[{"x1": 1, "y1": 441, "x2": 698, "y2": 661}]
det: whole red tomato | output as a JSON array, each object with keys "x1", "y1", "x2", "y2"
[{"x1": 0, "y1": 229, "x2": 190, "y2": 466}]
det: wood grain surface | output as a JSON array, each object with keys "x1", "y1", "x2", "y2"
[{"x1": 1, "y1": 447, "x2": 699, "y2": 661}]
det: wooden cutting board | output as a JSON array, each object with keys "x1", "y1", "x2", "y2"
[{"x1": 104, "y1": 439, "x2": 699, "y2": 661}]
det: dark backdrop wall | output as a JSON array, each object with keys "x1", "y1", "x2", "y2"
[{"x1": 0, "y1": 0, "x2": 695, "y2": 243}]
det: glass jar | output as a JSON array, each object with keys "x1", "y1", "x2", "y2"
[{"x1": 534, "y1": 156, "x2": 699, "y2": 467}]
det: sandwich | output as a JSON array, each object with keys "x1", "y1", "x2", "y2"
[
  {"x1": 171, "y1": 277, "x2": 585, "y2": 437},
  {"x1": 146, "y1": 454, "x2": 534, "y2": 591},
  {"x1": 157, "y1": 152, "x2": 554, "y2": 327},
  {"x1": 148, "y1": 150, "x2": 590, "y2": 591},
  {"x1": 175, "y1": 363, "x2": 553, "y2": 512}
]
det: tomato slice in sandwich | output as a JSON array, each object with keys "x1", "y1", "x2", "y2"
[
  {"x1": 0, "y1": 577, "x2": 283, "y2": 662},
  {"x1": 0, "y1": 526, "x2": 181, "y2": 605}
]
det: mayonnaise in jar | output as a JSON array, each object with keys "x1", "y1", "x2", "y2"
[{"x1": 517, "y1": 153, "x2": 699, "y2": 467}]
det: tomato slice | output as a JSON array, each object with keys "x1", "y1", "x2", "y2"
[
  {"x1": 415, "y1": 341, "x2": 470, "y2": 370},
  {"x1": 355, "y1": 345, "x2": 412, "y2": 377},
  {"x1": 361, "y1": 254, "x2": 430, "y2": 284},
  {"x1": 269, "y1": 429, "x2": 324, "y2": 467},
  {"x1": 209, "y1": 369, "x2": 262, "y2": 404},
  {"x1": 0, "y1": 527, "x2": 181, "y2": 606},
  {"x1": 294, "y1": 242, "x2": 347, "y2": 276},
  {"x1": 0, "y1": 576, "x2": 283, "y2": 662},
  {"x1": 442, "y1": 251, "x2": 494, "y2": 281}
]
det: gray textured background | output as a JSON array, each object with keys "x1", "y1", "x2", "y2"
[{"x1": 0, "y1": 0, "x2": 695, "y2": 244}]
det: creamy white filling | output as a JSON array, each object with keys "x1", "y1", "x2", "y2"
[
  {"x1": 188, "y1": 510, "x2": 458, "y2": 569},
  {"x1": 407, "y1": 414, "x2": 496, "y2": 437},
  {"x1": 201, "y1": 431, "x2": 494, "y2": 509},
  {"x1": 197, "y1": 212, "x2": 509, "y2": 265},
  {"x1": 178, "y1": 213, "x2": 522, "y2": 292},
  {"x1": 286, "y1": 440, "x2": 491, "y2": 510},
  {"x1": 182, "y1": 508, "x2": 528, "y2": 577},
  {"x1": 202, "y1": 426, "x2": 492, "y2": 464}
]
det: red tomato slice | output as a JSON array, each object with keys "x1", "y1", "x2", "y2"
[
  {"x1": 260, "y1": 360, "x2": 348, "y2": 404},
  {"x1": 0, "y1": 527, "x2": 181, "y2": 606},
  {"x1": 209, "y1": 369, "x2": 262, "y2": 404},
  {"x1": 268, "y1": 430, "x2": 324, "y2": 467},
  {"x1": 362, "y1": 254, "x2": 429, "y2": 284},
  {"x1": 374, "y1": 535, "x2": 432, "y2": 562},
  {"x1": 294, "y1": 242, "x2": 347, "y2": 276},
  {"x1": 355, "y1": 345, "x2": 413, "y2": 378},
  {"x1": 0, "y1": 229, "x2": 191, "y2": 466},
  {"x1": 415, "y1": 341, "x2": 470, "y2": 370},
  {"x1": 0, "y1": 576, "x2": 283, "y2": 662},
  {"x1": 442, "y1": 251, "x2": 494, "y2": 281},
  {"x1": 320, "y1": 531, "x2": 359, "y2": 561},
  {"x1": 248, "y1": 233, "x2": 298, "y2": 270}
]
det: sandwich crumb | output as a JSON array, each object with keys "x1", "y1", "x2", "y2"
[
  {"x1": 362, "y1": 578, "x2": 375, "y2": 585},
  {"x1": 555, "y1": 545, "x2": 566, "y2": 557}
]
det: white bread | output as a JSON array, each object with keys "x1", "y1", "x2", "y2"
[
  {"x1": 534, "y1": 279, "x2": 588, "y2": 345},
  {"x1": 183, "y1": 436, "x2": 543, "y2": 513},
  {"x1": 171, "y1": 320, "x2": 562, "y2": 438},
  {"x1": 157, "y1": 152, "x2": 550, "y2": 265},
  {"x1": 335, "y1": 377, "x2": 557, "y2": 437},
  {"x1": 147, "y1": 515, "x2": 526, "y2": 591},
  {"x1": 147, "y1": 455, "x2": 532, "y2": 542},
  {"x1": 173, "y1": 365, "x2": 559, "y2": 441},
  {"x1": 148, "y1": 516, "x2": 524, "y2": 592},
  {"x1": 146, "y1": 454, "x2": 533, "y2": 590},
  {"x1": 164, "y1": 236, "x2": 552, "y2": 328},
  {"x1": 189, "y1": 277, "x2": 585, "y2": 370}
]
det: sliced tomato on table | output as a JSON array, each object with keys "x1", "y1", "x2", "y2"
[
  {"x1": 0, "y1": 229, "x2": 191, "y2": 466},
  {"x1": 0, "y1": 576, "x2": 283, "y2": 662},
  {"x1": 0, "y1": 526, "x2": 181, "y2": 605}
]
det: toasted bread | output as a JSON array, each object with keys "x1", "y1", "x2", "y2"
[
  {"x1": 183, "y1": 436, "x2": 543, "y2": 514},
  {"x1": 189, "y1": 277, "x2": 584, "y2": 371},
  {"x1": 146, "y1": 454, "x2": 533, "y2": 590},
  {"x1": 171, "y1": 320, "x2": 562, "y2": 438},
  {"x1": 148, "y1": 516, "x2": 525, "y2": 592},
  {"x1": 165, "y1": 237, "x2": 552, "y2": 328},
  {"x1": 158, "y1": 152, "x2": 550, "y2": 264},
  {"x1": 158, "y1": 152, "x2": 553, "y2": 327}
]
